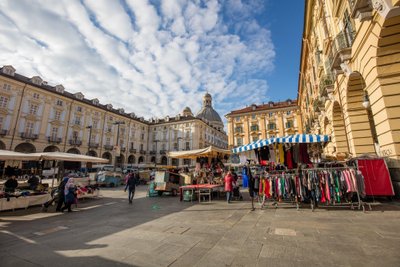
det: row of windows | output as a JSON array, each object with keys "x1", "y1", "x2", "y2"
[{"x1": 234, "y1": 111, "x2": 294, "y2": 122}]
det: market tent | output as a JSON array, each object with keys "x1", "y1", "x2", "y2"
[
  {"x1": 0, "y1": 150, "x2": 41, "y2": 161},
  {"x1": 167, "y1": 146, "x2": 231, "y2": 159},
  {"x1": 232, "y1": 139, "x2": 274, "y2": 154},
  {"x1": 31, "y1": 152, "x2": 109, "y2": 163},
  {"x1": 232, "y1": 134, "x2": 331, "y2": 154}
]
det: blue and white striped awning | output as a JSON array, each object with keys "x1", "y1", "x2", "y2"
[
  {"x1": 232, "y1": 134, "x2": 331, "y2": 154},
  {"x1": 281, "y1": 134, "x2": 330, "y2": 143},
  {"x1": 232, "y1": 138, "x2": 273, "y2": 154}
]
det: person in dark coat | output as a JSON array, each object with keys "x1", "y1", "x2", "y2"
[
  {"x1": 61, "y1": 178, "x2": 76, "y2": 212},
  {"x1": 125, "y1": 173, "x2": 138, "y2": 204},
  {"x1": 56, "y1": 177, "x2": 69, "y2": 212},
  {"x1": 4, "y1": 176, "x2": 18, "y2": 193},
  {"x1": 27, "y1": 175, "x2": 40, "y2": 190}
]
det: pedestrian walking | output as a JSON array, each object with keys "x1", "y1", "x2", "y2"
[
  {"x1": 55, "y1": 177, "x2": 69, "y2": 212},
  {"x1": 61, "y1": 178, "x2": 76, "y2": 212},
  {"x1": 248, "y1": 168, "x2": 256, "y2": 211},
  {"x1": 125, "y1": 172, "x2": 137, "y2": 204},
  {"x1": 224, "y1": 169, "x2": 235, "y2": 203}
]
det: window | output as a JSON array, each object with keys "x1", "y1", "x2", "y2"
[
  {"x1": 93, "y1": 120, "x2": 98, "y2": 129},
  {"x1": 173, "y1": 143, "x2": 178, "y2": 150},
  {"x1": 250, "y1": 124, "x2": 259, "y2": 131},
  {"x1": 106, "y1": 137, "x2": 111, "y2": 145},
  {"x1": 0, "y1": 96, "x2": 9, "y2": 108},
  {"x1": 54, "y1": 110, "x2": 61, "y2": 120},
  {"x1": 141, "y1": 133, "x2": 144, "y2": 140},
  {"x1": 287, "y1": 111, "x2": 291, "y2": 115},
  {"x1": 286, "y1": 121, "x2": 293, "y2": 128},
  {"x1": 236, "y1": 137, "x2": 243, "y2": 146},
  {"x1": 51, "y1": 127, "x2": 58, "y2": 139},
  {"x1": 76, "y1": 106, "x2": 82, "y2": 112},
  {"x1": 252, "y1": 136, "x2": 259, "y2": 142},
  {"x1": 140, "y1": 144, "x2": 143, "y2": 150},
  {"x1": 0, "y1": 116, "x2": 3, "y2": 130},
  {"x1": 269, "y1": 112, "x2": 273, "y2": 118},
  {"x1": 235, "y1": 126, "x2": 243, "y2": 133},
  {"x1": 33, "y1": 93, "x2": 40, "y2": 99},
  {"x1": 268, "y1": 123, "x2": 276, "y2": 130},
  {"x1": 91, "y1": 135, "x2": 96, "y2": 143},
  {"x1": 56, "y1": 99, "x2": 63, "y2": 106},
  {"x1": 74, "y1": 116, "x2": 81, "y2": 125},
  {"x1": 109, "y1": 116, "x2": 113, "y2": 121},
  {"x1": 185, "y1": 142, "x2": 190, "y2": 150},
  {"x1": 251, "y1": 114, "x2": 256, "y2": 120},
  {"x1": 25, "y1": 121, "x2": 34, "y2": 135},
  {"x1": 235, "y1": 116, "x2": 240, "y2": 122},
  {"x1": 2, "y1": 84, "x2": 11, "y2": 91},
  {"x1": 30, "y1": 104, "x2": 38, "y2": 115}
]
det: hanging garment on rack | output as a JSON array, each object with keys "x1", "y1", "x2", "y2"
[
  {"x1": 286, "y1": 149, "x2": 293, "y2": 169},
  {"x1": 278, "y1": 144, "x2": 285, "y2": 164},
  {"x1": 269, "y1": 145, "x2": 276, "y2": 163},
  {"x1": 242, "y1": 166, "x2": 249, "y2": 188}
]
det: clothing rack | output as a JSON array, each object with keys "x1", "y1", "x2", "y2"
[{"x1": 302, "y1": 167, "x2": 371, "y2": 212}]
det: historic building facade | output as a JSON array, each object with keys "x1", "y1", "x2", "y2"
[
  {"x1": 225, "y1": 99, "x2": 302, "y2": 149},
  {"x1": 298, "y1": 0, "x2": 400, "y2": 190},
  {"x1": 0, "y1": 66, "x2": 227, "y2": 167}
]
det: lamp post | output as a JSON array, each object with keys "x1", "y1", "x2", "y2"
[
  {"x1": 113, "y1": 121, "x2": 125, "y2": 172},
  {"x1": 154, "y1": 139, "x2": 159, "y2": 168},
  {"x1": 362, "y1": 91, "x2": 379, "y2": 154}
]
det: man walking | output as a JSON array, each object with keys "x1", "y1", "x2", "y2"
[{"x1": 124, "y1": 172, "x2": 137, "y2": 204}]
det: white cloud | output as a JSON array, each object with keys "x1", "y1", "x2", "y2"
[{"x1": 0, "y1": 0, "x2": 275, "y2": 120}]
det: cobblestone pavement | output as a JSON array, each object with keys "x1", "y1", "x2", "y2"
[{"x1": 1, "y1": 186, "x2": 399, "y2": 267}]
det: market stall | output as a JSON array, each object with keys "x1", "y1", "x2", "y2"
[{"x1": 232, "y1": 134, "x2": 371, "y2": 211}]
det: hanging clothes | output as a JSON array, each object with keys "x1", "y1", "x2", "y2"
[
  {"x1": 278, "y1": 144, "x2": 285, "y2": 164},
  {"x1": 242, "y1": 166, "x2": 249, "y2": 188},
  {"x1": 269, "y1": 145, "x2": 276, "y2": 162}
]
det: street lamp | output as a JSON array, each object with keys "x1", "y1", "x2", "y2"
[
  {"x1": 154, "y1": 139, "x2": 159, "y2": 168},
  {"x1": 113, "y1": 121, "x2": 125, "y2": 172},
  {"x1": 86, "y1": 125, "x2": 92, "y2": 155}
]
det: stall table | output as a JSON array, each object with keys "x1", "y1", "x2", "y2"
[
  {"x1": 0, "y1": 193, "x2": 51, "y2": 211},
  {"x1": 179, "y1": 184, "x2": 223, "y2": 203}
]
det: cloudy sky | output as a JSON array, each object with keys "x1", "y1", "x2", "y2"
[{"x1": 0, "y1": 0, "x2": 303, "y2": 120}]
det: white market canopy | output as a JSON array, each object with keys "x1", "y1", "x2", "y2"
[
  {"x1": 167, "y1": 146, "x2": 231, "y2": 159},
  {"x1": 232, "y1": 134, "x2": 331, "y2": 154},
  {"x1": 30, "y1": 152, "x2": 109, "y2": 163},
  {"x1": 0, "y1": 150, "x2": 41, "y2": 161}
]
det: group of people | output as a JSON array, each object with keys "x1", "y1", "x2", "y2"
[
  {"x1": 4, "y1": 174, "x2": 40, "y2": 192},
  {"x1": 223, "y1": 165, "x2": 258, "y2": 211},
  {"x1": 55, "y1": 176, "x2": 76, "y2": 212}
]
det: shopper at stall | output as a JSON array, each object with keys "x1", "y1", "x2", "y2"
[
  {"x1": 56, "y1": 177, "x2": 69, "y2": 212},
  {"x1": 4, "y1": 176, "x2": 18, "y2": 193},
  {"x1": 61, "y1": 178, "x2": 76, "y2": 212},
  {"x1": 124, "y1": 173, "x2": 138, "y2": 204},
  {"x1": 224, "y1": 169, "x2": 235, "y2": 203},
  {"x1": 27, "y1": 175, "x2": 40, "y2": 190},
  {"x1": 248, "y1": 169, "x2": 256, "y2": 211}
]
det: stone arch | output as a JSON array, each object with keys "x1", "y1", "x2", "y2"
[
  {"x1": 44, "y1": 145, "x2": 60, "y2": 152},
  {"x1": 374, "y1": 12, "x2": 400, "y2": 161},
  {"x1": 138, "y1": 156, "x2": 144, "y2": 164},
  {"x1": 331, "y1": 101, "x2": 349, "y2": 155},
  {"x1": 161, "y1": 156, "x2": 168, "y2": 165},
  {"x1": 14, "y1": 142, "x2": 36, "y2": 153},
  {"x1": 116, "y1": 154, "x2": 125, "y2": 167},
  {"x1": 344, "y1": 72, "x2": 375, "y2": 155},
  {"x1": 0, "y1": 140, "x2": 6, "y2": 150},
  {"x1": 102, "y1": 152, "x2": 112, "y2": 163},
  {"x1": 67, "y1": 148, "x2": 80, "y2": 154},
  {"x1": 87, "y1": 150, "x2": 97, "y2": 157},
  {"x1": 150, "y1": 156, "x2": 156, "y2": 163},
  {"x1": 171, "y1": 158, "x2": 179, "y2": 166},
  {"x1": 128, "y1": 155, "x2": 135, "y2": 164}
]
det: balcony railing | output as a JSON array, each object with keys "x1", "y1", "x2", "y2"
[
  {"x1": 149, "y1": 151, "x2": 156, "y2": 155},
  {"x1": 349, "y1": 0, "x2": 373, "y2": 21},
  {"x1": 0, "y1": 129, "x2": 8, "y2": 137},
  {"x1": 120, "y1": 147, "x2": 126, "y2": 153},
  {"x1": 48, "y1": 136, "x2": 62, "y2": 143},
  {"x1": 129, "y1": 148, "x2": 136, "y2": 153},
  {"x1": 140, "y1": 150, "x2": 146, "y2": 155},
  {"x1": 20, "y1": 132, "x2": 38, "y2": 140},
  {"x1": 160, "y1": 150, "x2": 167, "y2": 155},
  {"x1": 319, "y1": 74, "x2": 334, "y2": 96},
  {"x1": 88, "y1": 143, "x2": 99, "y2": 149},
  {"x1": 104, "y1": 144, "x2": 113, "y2": 150},
  {"x1": 69, "y1": 139, "x2": 82, "y2": 146},
  {"x1": 330, "y1": 30, "x2": 355, "y2": 71}
]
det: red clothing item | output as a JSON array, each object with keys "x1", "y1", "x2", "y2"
[
  {"x1": 286, "y1": 150, "x2": 293, "y2": 169},
  {"x1": 224, "y1": 174, "x2": 235, "y2": 192}
]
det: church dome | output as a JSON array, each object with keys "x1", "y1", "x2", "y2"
[{"x1": 196, "y1": 93, "x2": 223, "y2": 124}]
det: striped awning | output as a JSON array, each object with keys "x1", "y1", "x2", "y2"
[
  {"x1": 232, "y1": 134, "x2": 331, "y2": 154},
  {"x1": 232, "y1": 138, "x2": 274, "y2": 154},
  {"x1": 280, "y1": 134, "x2": 330, "y2": 143}
]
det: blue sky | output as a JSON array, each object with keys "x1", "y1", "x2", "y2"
[{"x1": 0, "y1": 0, "x2": 304, "y2": 120}]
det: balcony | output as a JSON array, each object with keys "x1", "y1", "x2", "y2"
[
  {"x1": 160, "y1": 150, "x2": 167, "y2": 155},
  {"x1": 319, "y1": 74, "x2": 334, "y2": 97},
  {"x1": 69, "y1": 139, "x2": 82, "y2": 146},
  {"x1": 120, "y1": 147, "x2": 126, "y2": 153},
  {"x1": 88, "y1": 143, "x2": 99, "y2": 149},
  {"x1": 47, "y1": 136, "x2": 62, "y2": 144},
  {"x1": 104, "y1": 144, "x2": 113, "y2": 150},
  {"x1": 0, "y1": 129, "x2": 8, "y2": 137},
  {"x1": 149, "y1": 151, "x2": 156, "y2": 155},
  {"x1": 140, "y1": 150, "x2": 146, "y2": 155},
  {"x1": 129, "y1": 148, "x2": 136, "y2": 153},
  {"x1": 330, "y1": 30, "x2": 355, "y2": 71},
  {"x1": 20, "y1": 132, "x2": 38, "y2": 140},
  {"x1": 349, "y1": 0, "x2": 373, "y2": 21}
]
